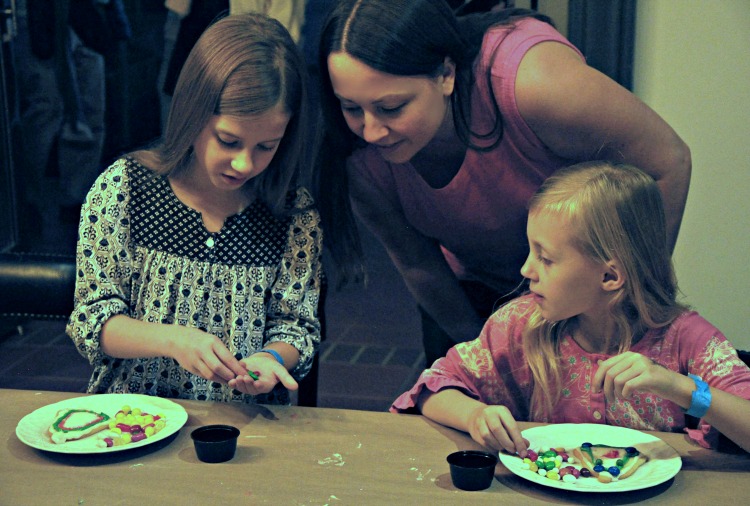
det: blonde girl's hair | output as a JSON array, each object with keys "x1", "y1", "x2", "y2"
[
  {"x1": 521, "y1": 161, "x2": 688, "y2": 419},
  {"x1": 132, "y1": 12, "x2": 310, "y2": 214}
]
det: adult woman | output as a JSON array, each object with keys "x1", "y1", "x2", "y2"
[
  {"x1": 67, "y1": 13, "x2": 322, "y2": 405},
  {"x1": 316, "y1": 0, "x2": 690, "y2": 365}
]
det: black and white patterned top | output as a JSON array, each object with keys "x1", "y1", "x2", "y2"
[{"x1": 66, "y1": 158, "x2": 323, "y2": 405}]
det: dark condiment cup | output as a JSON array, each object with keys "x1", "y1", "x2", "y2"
[
  {"x1": 447, "y1": 450, "x2": 499, "y2": 491},
  {"x1": 191, "y1": 424, "x2": 240, "y2": 463}
]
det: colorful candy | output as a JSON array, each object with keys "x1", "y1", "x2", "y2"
[
  {"x1": 519, "y1": 443, "x2": 640, "y2": 484},
  {"x1": 520, "y1": 446, "x2": 593, "y2": 484},
  {"x1": 102, "y1": 405, "x2": 167, "y2": 448}
]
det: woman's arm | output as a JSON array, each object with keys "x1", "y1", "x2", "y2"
[
  {"x1": 349, "y1": 167, "x2": 485, "y2": 345},
  {"x1": 515, "y1": 41, "x2": 691, "y2": 251}
]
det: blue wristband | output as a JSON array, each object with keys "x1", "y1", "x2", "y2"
[
  {"x1": 258, "y1": 348, "x2": 285, "y2": 367},
  {"x1": 685, "y1": 374, "x2": 711, "y2": 418}
]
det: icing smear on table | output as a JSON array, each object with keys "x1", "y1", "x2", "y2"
[{"x1": 318, "y1": 453, "x2": 346, "y2": 466}]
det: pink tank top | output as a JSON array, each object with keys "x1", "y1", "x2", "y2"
[{"x1": 349, "y1": 18, "x2": 583, "y2": 293}]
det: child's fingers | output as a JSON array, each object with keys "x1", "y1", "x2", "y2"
[
  {"x1": 599, "y1": 354, "x2": 649, "y2": 403},
  {"x1": 227, "y1": 376, "x2": 253, "y2": 394},
  {"x1": 479, "y1": 418, "x2": 509, "y2": 454},
  {"x1": 503, "y1": 422, "x2": 528, "y2": 458},
  {"x1": 594, "y1": 353, "x2": 636, "y2": 394},
  {"x1": 275, "y1": 367, "x2": 299, "y2": 391},
  {"x1": 486, "y1": 407, "x2": 526, "y2": 457},
  {"x1": 592, "y1": 360, "x2": 608, "y2": 393},
  {"x1": 614, "y1": 367, "x2": 645, "y2": 400},
  {"x1": 209, "y1": 353, "x2": 250, "y2": 382}
]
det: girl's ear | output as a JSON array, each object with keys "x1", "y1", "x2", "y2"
[
  {"x1": 441, "y1": 57, "x2": 456, "y2": 96},
  {"x1": 602, "y1": 260, "x2": 625, "y2": 291}
]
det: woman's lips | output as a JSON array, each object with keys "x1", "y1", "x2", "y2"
[{"x1": 374, "y1": 140, "x2": 402, "y2": 153}]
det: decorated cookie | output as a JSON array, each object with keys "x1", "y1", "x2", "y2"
[
  {"x1": 519, "y1": 443, "x2": 648, "y2": 484},
  {"x1": 572, "y1": 443, "x2": 648, "y2": 483},
  {"x1": 49, "y1": 409, "x2": 111, "y2": 444}
]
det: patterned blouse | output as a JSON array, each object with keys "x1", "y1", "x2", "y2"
[
  {"x1": 391, "y1": 295, "x2": 750, "y2": 448},
  {"x1": 66, "y1": 158, "x2": 323, "y2": 405}
]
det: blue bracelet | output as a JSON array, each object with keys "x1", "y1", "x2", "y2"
[
  {"x1": 258, "y1": 348, "x2": 285, "y2": 367},
  {"x1": 685, "y1": 374, "x2": 711, "y2": 418}
]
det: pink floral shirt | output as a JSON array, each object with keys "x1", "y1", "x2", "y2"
[{"x1": 391, "y1": 295, "x2": 750, "y2": 448}]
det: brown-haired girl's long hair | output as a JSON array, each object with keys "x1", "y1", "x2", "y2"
[
  {"x1": 133, "y1": 12, "x2": 310, "y2": 214},
  {"x1": 522, "y1": 161, "x2": 688, "y2": 419}
]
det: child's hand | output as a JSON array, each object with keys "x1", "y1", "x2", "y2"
[
  {"x1": 593, "y1": 352, "x2": 672, "y2": 404},
  {"x1": 228, "y1": 354, "x2": 299, "y2": 395},
  {"x1": 170, "y1": 327, "x2": 249, "y2": 383},
  {"x1": 467, "y1": 404, "x2": 528, "y2": 457}
]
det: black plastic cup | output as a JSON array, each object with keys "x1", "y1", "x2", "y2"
[
  {"x1": 447, "y1": 450, "x2": 498, "y2": 491},
  {"x1": 191, "y1": 425, "x2": 240, "y2": 463}
]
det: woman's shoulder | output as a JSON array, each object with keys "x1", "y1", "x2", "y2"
[
  {"x1": 484, "y1": 17, "x2": 565, "y2": 47},
  {"x1": 479, "y1": 17, "x2": 579, "y2": 71}
]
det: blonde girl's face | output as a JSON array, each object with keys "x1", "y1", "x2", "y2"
[
  {"x1": 327, "y1": 51, "x2": 454, "y2": 164},
  {"x1": 520, "y1": 211, "x2": 612, "y2": 323},
  {"x1": 191, "y1": 104, "x2": 291, "y2": 193}
]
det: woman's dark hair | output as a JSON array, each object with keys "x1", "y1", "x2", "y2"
[{"x1": 315, "y1": 0, "x2": 553, "y2": 285}]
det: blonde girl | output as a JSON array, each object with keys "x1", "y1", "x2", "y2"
[{"x1": 392, "y1": 161, "x2": 750, "y2": 454}]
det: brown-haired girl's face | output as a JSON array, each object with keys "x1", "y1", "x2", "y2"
[
  {"x1": 191, "y1": 104, "x2": 290, "y2": 193},
  {"x1": 327, "y1": 52, "x2": 454, "y2": 164},
  {"x1": 520, "y1": 211, "x2": 611, "y2": 323}
]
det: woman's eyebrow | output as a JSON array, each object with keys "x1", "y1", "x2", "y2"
[{"x1": 334, "y1": 92, "x2": 411, "y2": 105}]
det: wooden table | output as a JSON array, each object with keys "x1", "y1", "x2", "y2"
[{"x1": 1, "y1": 388, "x2": 749, "y2": 505}]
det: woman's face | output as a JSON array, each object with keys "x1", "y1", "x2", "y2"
[
  {"x1": 327, "y1": 51, "x2": 454, "y2": 164},
  {"x1": 191, "y1": 104, "x2": 290, "y2": 193}
]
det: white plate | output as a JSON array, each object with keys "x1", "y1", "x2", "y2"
[
  {"x1": 498, "y1": 424, "x2": 682, "y2": 492},
  {"x1": 15, "y1": 393, "x2": 188, "y2": 454}
]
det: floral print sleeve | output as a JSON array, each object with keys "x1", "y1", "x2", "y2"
[
  {"x1": 390, "y1": 298, "x2": 535, "y2": 416},
  {"x1": 668, "y1": 312, "x2": 750, "y2": 448},
  {"x1": 66, "y1": 160, "x2": 134, "y2": 367},
  {"x1": 265, "y1": 187, "x2": 323, "y2": 380}
]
